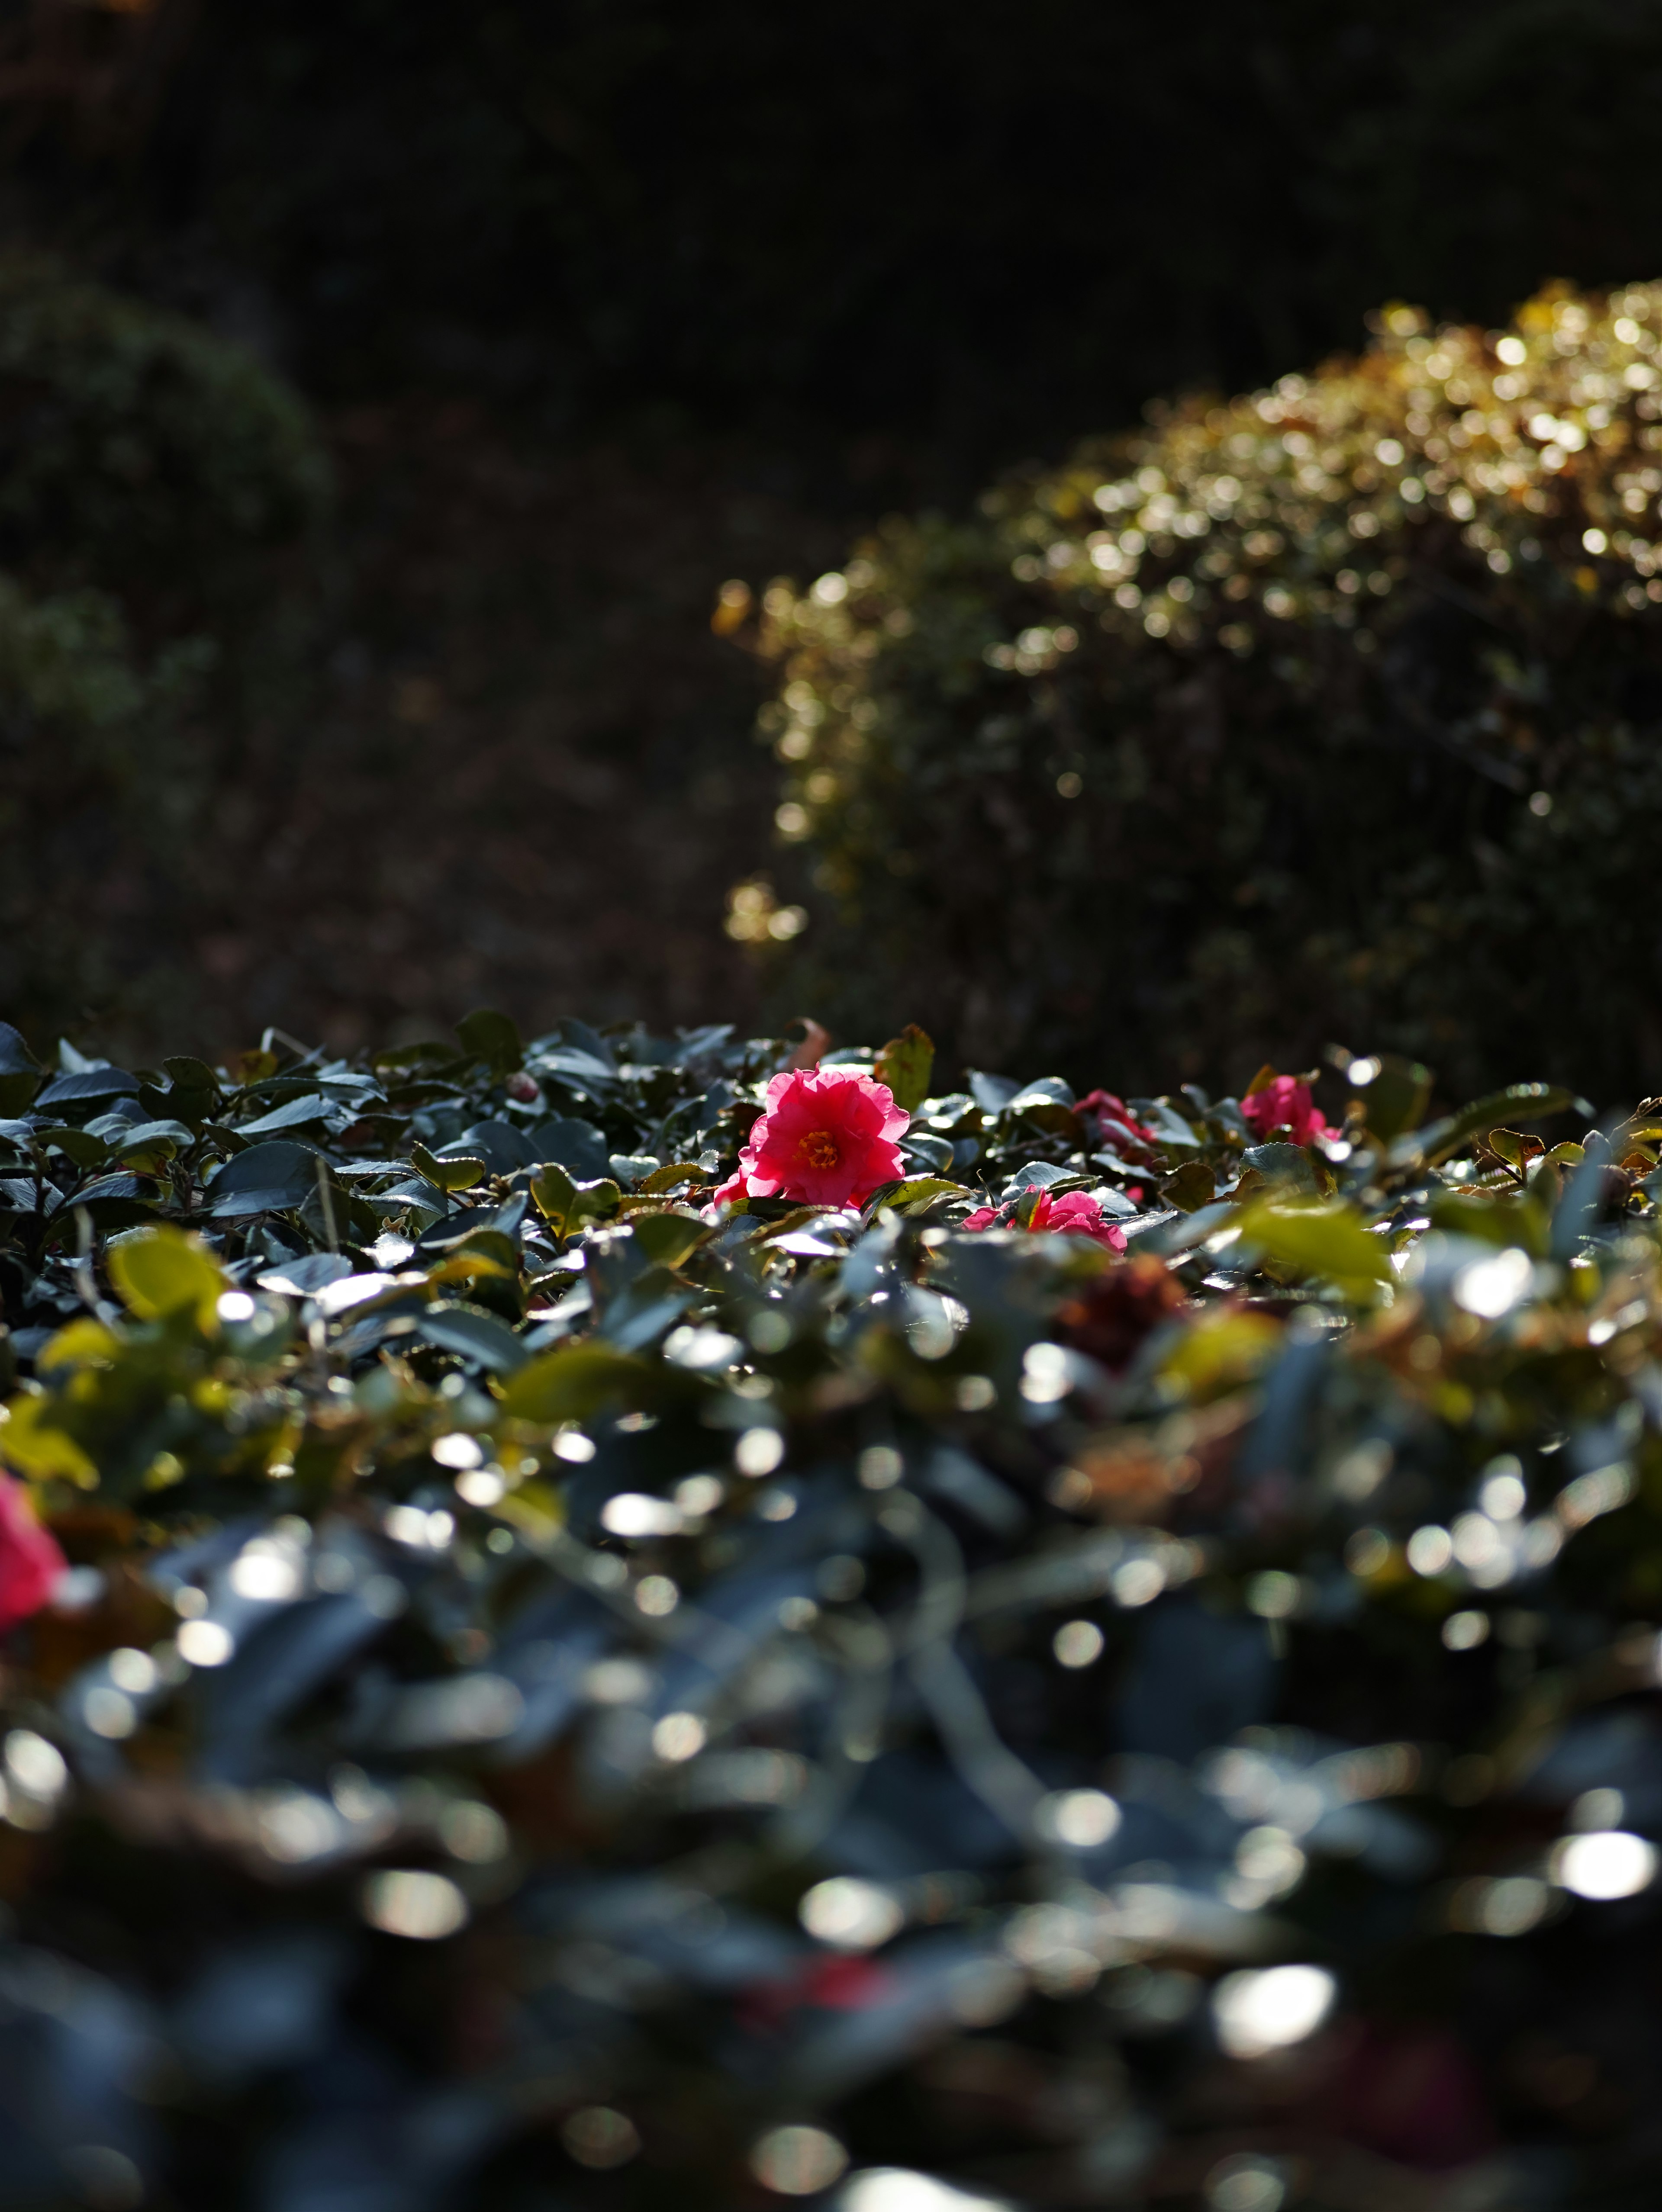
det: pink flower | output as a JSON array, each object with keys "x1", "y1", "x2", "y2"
[
  {"x1": 712, "y1": 1064, "x2": 910, "y2": 1209},
  {"x1": 963, "y1": 1189, "x2": 1127, "y2": 1251},
  {"x1": 0, "y1": 1479, "x2": 65, "y2": 1634},
  {"x1": 1077, "y1": 1090, "x2": 1156, "y2": 1158},
  {"x1": 1241, "y1": 1074, "x2": 1328, "y2": 1145}
]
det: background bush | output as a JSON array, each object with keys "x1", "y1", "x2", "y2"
[
  {"x1": 750, "y1": 282, "x2": 1662, "y2": 1104},
  {"x1": 0, "y1": 255, "x2": 329, "y2": 1043}
]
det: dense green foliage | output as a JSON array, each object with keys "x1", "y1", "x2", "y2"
[
  {"x1": 751, "y1": 283, "x2": 1662, "y2": 1103},
  {"x1": 0, "y1": 254, "x2": 327, "y2": 601},
  {"x1": 0, "y1": 1009, "x2": 1661, "y2": 2206},
  {"x1": 0, "y1": 256, "x2": 329, "y2": 1039}
]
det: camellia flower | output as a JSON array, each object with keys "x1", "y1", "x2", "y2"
[
  {"x1": 0, "y1": 1478, "x2": 65, "y2": 1634},
  {"x1": 712, "y1": 1064, "x2": 909, "y2": 1209},
  {"x1": 1077, "y1": 1089, "x2": 1156, "y2": 1158},
  {"x1": 963, "y1": 1188, "x2": 1127, "y2": 1252},
  {"x1": 1241, "y1": 1074, "x2": 1328, "y2": 1145}
]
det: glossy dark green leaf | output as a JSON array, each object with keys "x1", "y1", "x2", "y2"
[
  {"x1": 876, "y1": 1025, "x2": 935, "y2": 1113},
  {"x1": 1240, "y1": 1141, "x2": 1321, "y2": 1193},
  {"x1": 0, "y1": 1023, "x2": 37, "y2": 1077},
  {"x1": 237, "y1": 1093, "x2": 335, "y2": 1136},
  {"x1": 1162, "y1": 1158, "x2": 1215, "y2": 1213},
  {"x1": 35, "y1": 1067, "x2": 138, "y2": 1112},
  {"x1": 528, "y1": 1116, "x2": 612, "y2": 1180},
  {"x1": 863, "y1": 1176, "x2": 967, "y2": 1219},
  {"x1": 1353, "y1": 1053, "x2": 1432, "y2": 1144},
  {"x1": 207, "y1": 1140, "x2": 324, "y2": 1216},
  {"x1": 162, "y1": 1056, "x2": 220, "y2": 1094},
  {"x1": 630, "y1": 1209, "x2": 710, "y2": 1269},
  {"x1": 455, "y1": 1008, "x2": 524, "y2": 1075},
  {"x1": 1399, "y1": 1083, "x2": 1579, "y2": 1169},
  {"x1": 0, "y1": 1025, "x2": 40, "y2": 1113},
  {"x1": 414, "y1": 1301, "x2": 527, "y2": 1371}
]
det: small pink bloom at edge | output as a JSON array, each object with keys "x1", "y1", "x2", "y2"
[{"x1": 0, "y1": 1478, "x2": 67, "y2": 1634}]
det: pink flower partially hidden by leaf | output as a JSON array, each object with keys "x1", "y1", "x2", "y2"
[
  {"x1": 1241, "y1": 1074, "x2": 1328, "y2": 1146},
  {"x1": 0, "y1": 1478, "x2": 66, "y2": 1634},
  {"x1": 712, "y1": 1064, "x2": 909, "y2": 1209},
  {"x1": 1077, "y1": 1090, "x2": 1156, "y2": 1158},
  {"x1": 964, "y1": 1188, "x2": 1127, "y2": 1251}
]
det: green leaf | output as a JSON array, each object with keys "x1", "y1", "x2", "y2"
[
  {"x1": 455, "y1": 1008, "x2": 524, "y2": 1075},
  {"x1": 207, "y1": 1140, "x2": 322, "y2": 1216},
  {"x1": 1233, "y1": 1196, "x2": 1393, "y2": 1300},
  {"x1": 1160, "y1": 1308, "x2": 1284, "y2": 1398},
  {"x1": 1354, "y1": 1053, "x2": 1432, "y2": 1144},
  {"x1": 527, "y1": 1167, "x2": 618, "y2": 1228},
  {"x1": 113, "y1": 1119, "x2": 194, "y2": 1164},
  {"x1": 638, "y1": 1161, "x2": 705, "y2": 1195},
  {"x1": 631, "y1": 1209, "x2": 711, "y2": 1269},
  {"x1": 863, "y1": 1176, "x2": 966, "y2": 1218},
  {"x1": 1139, "y1": 1098, "x2": 1203, "y2": 1149},
  {"x1": 1429, "y1": 1191, "x2": 1549, "y2": 1257},
  {"x1": 411, "y1": 1141, "x2": 486, "y2": 1195},
  {"x1": 1162, "y1": 1159, "x2": 1215, "y2": 1213},
  {"x1": 529, "y1": 1161, "x2": 577, "y2": 1230},
  {"x1": 0, "y1": 1022, "x2": 39, "y2": 1116},
  {"x1": 1240, "y1": 1141, "x2": 1321, "y2": 1194},
  {"x1": 162, "y1": 1055, "x2": 219, "y2": 1094},
  {"x1": 0, "y1": 1022, "x2": 38, "y2": 1077},
  {"x1": 237, "y1": 1092, "x2": 334, "y2": 1136},
  {"x1": 1398, "y1": 1083, "x2": 1579, "y2": 1169},
  {"x1": 44, "y1": 1127, "x2": 111, "y2": 1170},
  {"x1": 496, "y1": 1342, "x2": 653, "y2": 1424},
  {"x1": 0, "y1": 1395, "x2": 97, "y2": 1486},
  {"x1": 1484, "y1": 1127, "x2": 1534, "y2": 1172},
  {"x1": 107, "y1": 1225, "x2": 227, "y2": 1330},
  {"x1": 876, "y1": 1024, "x2": 936, "y2": 1113},
  {"x1": 414, "y1": 1302, "x2": 528, "y2": 1372},
  {"x1": 371, "y1": 1039, "x2": 455, "y2": 1071},
  {"x1": 570, "y1": 1177, "x2": 622, "y2": 1222}
]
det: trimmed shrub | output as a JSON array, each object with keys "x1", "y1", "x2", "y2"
[
  {"x1": 0, "y1": 254, "x2": 328, "y2": 607},
  {"x1": 0, "y1": 257, "x2": 329, "y2": 1039},
  {"x1": 0, "y1": 1007, "x2": 1659, "y2": 2205},
  {"x1": 749, "y1": 281, "x2": 1662, "y2": 1103}
]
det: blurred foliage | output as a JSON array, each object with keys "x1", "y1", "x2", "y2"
[
  {"x1": 0, "y1": 252, "x2": 328, "y2": 603},
  {"x1": 0, "y1": 1010, "x2": 1660, "y2": 2206},
  {"x1": 751, "y1": 282, "x2": 1662, "y2": 1104},
  {"x1": 0, "y1": 254, "x2": 330, "y2": 1042}
]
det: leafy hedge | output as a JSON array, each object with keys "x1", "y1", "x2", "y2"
[
  {"x1": 0, "y1": 256, "x2": 329, "y2": 1042},
  {"x1": 749, "y1": 282, "x2": 1662, "y2": 1104},
  {"x1": 0, "y1": 1007, "x2": 1660, "y2": 2208},
  {"x1": 0, "y1": 254, "x2": 328, "y2": 603}
]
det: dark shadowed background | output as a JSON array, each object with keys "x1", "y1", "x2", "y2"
[{"x1": 6, "y1": 0, "x2": 1662, "y2": 1061}]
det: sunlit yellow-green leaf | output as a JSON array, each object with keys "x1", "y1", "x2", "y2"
[
  {"x1": 496, "y1": 1343, "x2": 653, "y2": 1424},
  {"x1": 106, "y1": 1225, "x2": 227, "y2": 1331},
  {"x1": 0, "y1": 1395, "x2": 98, "y2": 1487},
  {"x1": 1234, "y1": 1196, "x2": 1393, "y2": 1301}
]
